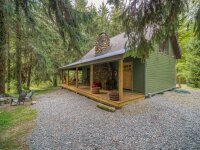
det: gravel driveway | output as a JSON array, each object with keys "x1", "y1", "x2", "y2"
[{"x1": 28, "y1": 89, "x2": 200, "y2": 150}]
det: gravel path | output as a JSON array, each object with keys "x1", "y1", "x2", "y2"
[{"x1": 28, "y1": 89, "x2": 200, "y2": 150}]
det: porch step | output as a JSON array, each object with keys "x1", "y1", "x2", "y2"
[{"x1": 97, "y1": 103, "x2": 116, "y2": 112}]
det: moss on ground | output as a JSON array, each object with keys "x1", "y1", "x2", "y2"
[{"x1": 97, "y1": 103, "x2": 116, "y2": 112}]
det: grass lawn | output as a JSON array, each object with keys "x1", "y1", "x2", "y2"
[
  {"x1": 0, "y1": 85, "x2": 60, "y2": 149},
  {"x1": 0, "y1": 105, "x2": 37, "y2": 149},
  {"x1": 6, "y1": 83, "x2": 60, "y2": 98},
  {"x1": 181, "y1": 84, "x2": 200, "y2": 90},
  {"x1": 32, "y1": 86, "x2": 60, "y2": 96}
]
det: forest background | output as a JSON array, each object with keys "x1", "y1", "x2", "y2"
[{"x1": 0, "y1": 0, "x2": 199, "y2": 95}]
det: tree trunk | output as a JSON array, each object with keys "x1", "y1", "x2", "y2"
[
  {"x1": 0, "y1": 0, "x2": 6, "y2": 95},
  {"x1": 27, "y1": 49, "x2": 33, "y2": 89},
  {"x1": 15, "y1": 1, "x2": 22, "y2": 94},
  {"x1": 7, "y1": 31, "x2": 11, "y2": 92},
  {"x1": 53, "y1": 73, "x2": 57, "y2": 87}
]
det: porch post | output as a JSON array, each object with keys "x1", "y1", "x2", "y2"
[
  {"x1": 76, "y1": 67, "x2": 78, "y2": 88},
  {"x1": 90, "y1": 64, "x2": 94, "y2": 91},
  {"x1": 118, "y1": 59, "x2": 123, "y2": 100}
]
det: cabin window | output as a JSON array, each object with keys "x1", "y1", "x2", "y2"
[{"x1": 159, "y1": 39, "x2": 169, "y2": 55}]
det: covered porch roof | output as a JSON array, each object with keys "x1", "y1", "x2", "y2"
[
  {"x1": 60, "y1": 33, "x2": 127, "y2": 70},
  {"x1": 60, "y1": 49, "x2": 125, "y2": 69}
]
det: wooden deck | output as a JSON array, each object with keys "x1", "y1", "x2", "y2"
[{"x1": 62, "y1": 84, "x2": 145, "y2": 108}]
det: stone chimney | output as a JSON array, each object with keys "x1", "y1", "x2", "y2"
[{"x1": 95, "y1": 33, "x2": 110, "y2": 56}]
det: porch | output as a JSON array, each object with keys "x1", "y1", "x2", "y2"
[
  {"x1": 60, "y1": 58, "x2": 145, "y2": 108},
  {"x1": 61, "y1": 84, "x2": 144, "y2": 108}
]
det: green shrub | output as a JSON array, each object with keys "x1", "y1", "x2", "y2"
[{"x1": 186, "y1": 38, "x2": 200, "y2": 88}]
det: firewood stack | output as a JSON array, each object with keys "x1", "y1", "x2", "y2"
[{"x1": 95, "y1": 33, "x2": 110, "y2": 55}]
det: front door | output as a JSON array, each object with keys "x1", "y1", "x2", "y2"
[{"x1": 123, "y1": 62, "x2": 133, "y2": 90}]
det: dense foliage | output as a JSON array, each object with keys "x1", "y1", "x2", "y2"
[
  {"x1": 186, "y1": 38, "x2": 200, "y2": 87},
  {"x1": 109, "y1": 0, "x2": 199, "y2": 58},
  {"x1": 0, "y1": 0, "x2": 124, "y2": 94},
  {"x1": 177, "y1": 1, "x2": 200, "y2": 88}
]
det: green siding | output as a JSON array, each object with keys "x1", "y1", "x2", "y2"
[
  {"x1": 132, "y1": 59, "x2": 145, "y2": 93},
  {"x1": 145, "y1": 41, "x2": 176, "y2": 95}
]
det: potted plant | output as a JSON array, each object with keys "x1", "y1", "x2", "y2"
[
  {"x1": 91, "y1": 82, "x2": 101, "y2": 94},
  {"x1": 109, "y1": 90, "x2": 119, "y2": 101}
]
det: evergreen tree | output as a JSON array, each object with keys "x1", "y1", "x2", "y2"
[
  {"x1": 0, "y1": 0, "x2": 6, "y2": 94},
  {"x1": 108, "y1": 0, "x2": 200, "y2": 59},
  {"x1": 109, "y1": 4, "x2": 124, "y2": 37},
  {"x1": 186, "y1": 37, "x2": 200, "y2": 88},
  {"x1": 98, "y1": 2, "x2": 110, "y2": 33}
]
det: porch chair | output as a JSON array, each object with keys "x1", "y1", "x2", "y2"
[
  {"x1": 25, "y1": 91, "x2": 33, "y2": 101},
  {"x1": 10, "y1": 92, "x2": 26, "y2": 105}
]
